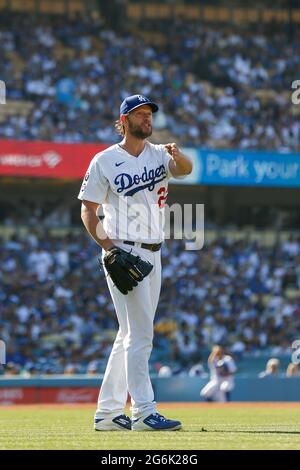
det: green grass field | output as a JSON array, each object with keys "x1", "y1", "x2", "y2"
[{"x1": 1, "y1": 403, "x2": 300, "y2": 450}]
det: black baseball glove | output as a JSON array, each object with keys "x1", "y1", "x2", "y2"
[{"x1": 102, "y1": 246, "x2": 153, "y2": 295}]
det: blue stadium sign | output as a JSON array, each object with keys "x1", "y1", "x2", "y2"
[{"x1": 173, "y1": 149, "x2": 300, "y2": 188}]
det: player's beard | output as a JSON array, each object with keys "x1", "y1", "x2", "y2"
[{"x1": 128, "y1": 118, "x2": 152, "y2": 139}]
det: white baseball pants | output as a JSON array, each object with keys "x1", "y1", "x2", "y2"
[
  {"x1": 95, "y1": 242, "x2": 161, "y2": 420},
  {"x1": 200, "y1": 377, "x2": 235, "y2": 402}
]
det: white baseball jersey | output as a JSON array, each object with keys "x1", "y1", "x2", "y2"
[
  {"x1": 210, "y1": 355, "x2": 237, "y2": 380},
  {"x1": 78, "y1": 141, "x2": 173, "y2": 243}
]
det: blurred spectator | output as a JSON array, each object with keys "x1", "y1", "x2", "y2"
[
  {"x1": 188, "y1": 363, "x2": 206, "y2": 378},
  {"x1": 259, "y1": 358, "x2": 280, "y2": 378},
  {"x1": 64, "y1": 364, "x2": 78, "y2": 375},
  {"x1": 4, "y1": 362, "x2": 20, "y2": 376},
  {"x1": 86, "y1": 360, "x2": 100, "y2": 375},
  {"x1": 21, "y1": 364, "x2": 40, "y2": 378},
  {"x1": 158, "y1": 366, "x2": 173, "y2": 377},
  {"x1": 286, "y1": 363, "x2": 299, "y2": 377}
]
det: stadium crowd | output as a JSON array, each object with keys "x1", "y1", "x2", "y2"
[
  {"x1": 1, "y1": 230, "x2": 300, "y2": 376},
  {"x1": 1, "y1": 7, "x2": 300, "y2": 377},
  {"x1": 0, "y1": 11, "x2": 299, "y2": 151}
]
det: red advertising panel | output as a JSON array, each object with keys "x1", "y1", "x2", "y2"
[
  {"x1": 0, "y1": 387, "x2": 99, "y2": 404},
  {"x1": 0, "y1": 387, "x2": 38, "y2": 405},
  {"x1": 39, "y1": 388, "x2": 99, "y2": 404},
  {"x1": 0, "y1": 139, "x2": 109, "y2": 178}
]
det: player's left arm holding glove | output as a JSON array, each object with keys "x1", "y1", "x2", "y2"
[{"x1": 81, "y1": 200, "x2": 114, "y2": 252}]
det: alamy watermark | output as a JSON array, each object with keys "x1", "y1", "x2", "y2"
[
  {"x1": 291, "y1": 80, "x2": 300, "y2": 105},
  {"x1": 291, "y1": 340, "x2": 300, "y2": 365},
  {"x1": 96, "y1": 202, "x2": 205, "y2": 251},
  {"x1": 0, "y1": 340, "x2": 6, "y2": 364},
  {"x1": 0, "y1": 80, "x2": 6, "y2": 104}
]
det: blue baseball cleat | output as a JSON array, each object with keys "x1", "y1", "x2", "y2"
[
  {"x1": 94, "y1": 414, "x2": 131, "y2": 431},
  {"x1": 132, "y1": 413, "x2": 182, "y2": 431}
]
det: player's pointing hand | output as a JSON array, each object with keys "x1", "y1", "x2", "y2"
[
  {"x1": 164, "y1": 143, "x2": 181, "y2": 162},
  {"x1": 164, "y1": 143, "x2": 193, "y2": 176}
]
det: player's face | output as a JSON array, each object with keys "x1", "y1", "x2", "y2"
[
  {"x1": 214, "y1": 346, "x2": 224, "y2": 358},
  {"x1": 127, "y1": 105, "x2": 153, "y2": 139}
]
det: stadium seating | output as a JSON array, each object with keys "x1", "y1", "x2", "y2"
[
  {"x1": 1, "y1": 228, "x2": 299, "y2": 375},
  {"x1": 127, "y1": 3, "x2": 300, "y2": 23},
  {"x1": 0, "y1": 11, "x2": 298, "y2": 150},
  {"x1": 0, "y1": 100, "x2": 34, "y2": 122},
  {"x1": 0, "y1": 0, "x2": 86, "y2": 14}
]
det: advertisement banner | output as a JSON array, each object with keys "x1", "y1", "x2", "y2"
[
  {"x1": 0, "y1": 387, "x2": 99, "y2": 404},
  {"x1": 0, "y1": 139, "x2": 108, "y2": 178},
  {"x1": 1, "y1": 140, "x2": 300, "y2": 188},
  {"x1": 196, "y1": 149, "x2": 300, "y2": 188},
  {"x1": 39, "y1": 388, "x2": 99, "y2": 404},
  {"x1": 0, "y1": 387, "x2": 37, "y2": 405}
]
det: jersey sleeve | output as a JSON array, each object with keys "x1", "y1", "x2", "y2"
[
  {"x1": 225, "y1": 357, "x2": 237, "y2": 374},
  {"x1": 77, "y1": 156, "x2": 109, "y2": 204}
]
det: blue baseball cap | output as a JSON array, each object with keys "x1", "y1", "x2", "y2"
[{"x1": 120, "y1": 94, "x2": 159, "y2": 116}]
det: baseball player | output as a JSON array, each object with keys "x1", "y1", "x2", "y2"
[
  {"x1": 78, "y1": 94, "x2": 192, "y2": 431},
  {"x1": 200, "y1": 345, "x2": 237, "y2": 402}
]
